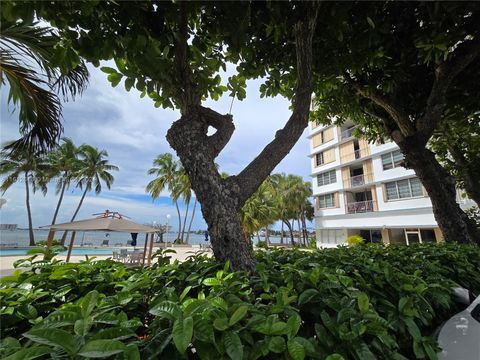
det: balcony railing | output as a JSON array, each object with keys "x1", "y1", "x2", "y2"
[
  {"x1": 346, "y1": 200, "x2": 376, "y2": 214},
  {"x1": 343, "y1": 173, "x2": 373, "y2": 189},
  {"x1": 341, "y1": 126, "x2": 358, "y2": 140}
]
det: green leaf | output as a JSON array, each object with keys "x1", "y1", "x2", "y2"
[
  {"x1": 325, "y1": 355, "x2": 345, "y2": 360},
  {"x1": 366, "y1": 17, "x2": 375, "y2": 28},
  {"x1": 224, "y1": 331, "x2": 243, "y2": 360},
  {"x1": 357, "y1": 292, "x2": 370, "y2": 314},
  {"x1": 149, "y1": 301, "x2": 181, "y2": 320},
  {"x1": 229, "y1": 305, "x2": 248, "y2": 326},
  {"x1": 74, "y1": 318, "x2": 92, "y2": 336},
  {"x1": 93, "y1": 327, "x2": 135, "y2": 341},
  {"x1": 287, "y1": 338, "x2": 305, "y2": 360},
  {"x1": 23, "y1": 328, "x2": 77, "y2": 356},
  {"x1": 268, "y1": 336, "x2": 286, "y2": 353},
  {"x1": 202, "y1": 278, "x2": 222, "y2": 286},
  {"x1": 173, "y1": 316, "x2": 193, "y2": 354},
  {"x1": 80, "y1": 290, "x2": 99, "y2": 318},
  {"x1": 298, "y1": 289, "x2": 319, "y2": 305},
  {"x1": 286, "y1": 314, "x2": 301, "y2": 339},
  {"x1": 3, "y1": 346, "x2": 51, "y2": 360},
  {"x1": 179, "y1": 286, "x2": 192, "y2": 302},
  {"x1": 78, "y1": 340, "x2": 125, "y2": 358},
  {"x1": 100, "y1": 66, "x2": 117, "y2": 74},
  {"x1": 404, "y1": 318, "x2": 421, "y2": 341},
  {"x1": 213, "y1": 317, "x2": 229, "y2": 331},
  {"x1": 123, "y1": 344, "x2": 140, "y2": 360}
]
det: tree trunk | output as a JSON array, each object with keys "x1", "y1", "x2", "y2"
[
  {"x1": 47, "y1": 179, "x2": 67, "y2": 243},
  {"x1": 256, "y1": 231, "x2": 261, "y2": 243},
  {"x1": 280, "y1": 221, "x2": 284, "y2": 244},
  {"x1": 398, "y1": 135, "x2": 479, "y2": 244},
  {"x1": 297, "y1": 217, "x2": 303, "y2": 245},
  {"x1": 25, "y1": 172, "x2": 35, "y2": 246},
  {"x1": 180, "y1": 198, "x2": 190, "y2": 242},
  {"x1": 301, "y1": 212, "x2": 308, "y2": 245},
  {"x1": 61, "y1": 187, "x2": 88, "y2": 244},
  {"x1": 283, "y1": 220, "x2": 295, "y2": 246},
  {"x1": 265, "y1": 227, "x2": 270, "y2": 245},
  {"x1": 174, "y1": 199, "x2": 182, "y2": 243},
  {"x1": 186, "y1": 196, "x2": 197, "y2": 244},
  {"x1": 167, "y1": 110, "x2": 257, "y2": 272}
]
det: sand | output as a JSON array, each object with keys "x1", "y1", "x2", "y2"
[{"x1": 0, "y1": 245, "x2": 212, "y2": 278}]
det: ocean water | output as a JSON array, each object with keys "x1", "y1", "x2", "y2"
[{"x1": 0, "y1": 229, "x2": 290, "y2": 249}]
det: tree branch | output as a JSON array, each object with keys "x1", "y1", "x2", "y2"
[
  {"x1": 174, "y1": 1, "x2": 201, "y2": 114},
  {"x1": 343, "y1": 72, "x2": 414, "y2": 140},
  {"x1": 199, "y1": 106, "x2": 235, "y2": 158},
  {"x1": 417, "y1": 35, "x2": 480, "y2": 141},
  {"x1": 234, "y1": 2, "x2": 320, "y2": 209}
]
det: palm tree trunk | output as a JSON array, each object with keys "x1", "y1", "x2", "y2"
[
  {"x1": 185, "y1": 197, "x2": 197, "y2": 244},
  {"x1": 256, "y1": 231, "x2": 261, "y2": 242},
  {"x1": 280, "y1": 221, "x2": 284, "y2": 244},
  {"x1": 25, "y1": 172, "x2": 35, "y2": 246},
  {"x1": 47, "y1": 180, "x2": 67, "y2": 242},
  {"x1": 283, "y1": 220, "x2": 294, "y2": 246},
  {"x1": 180, "y1": 198, "x2": 190, "y2": 243},
  {"x1": 61, "y1": 187, "x2": 88, "y2": 244},
  {"x1": 175, "y1": 199, "x2": 182, "y2": 242},
  {"x1": 301, "y1": 212, "x2": 308, "y2": 245}
]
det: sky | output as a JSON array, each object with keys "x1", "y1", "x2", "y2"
[{"x1": 0, "y1": 63, "x2": 312, "y2": 231}]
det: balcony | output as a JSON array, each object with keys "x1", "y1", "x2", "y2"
[
  {"x1": 343, "y1": 173, "x2": 373, "y2": 189},
  {"x1": 341, "y1": 149, "x2": 362, "y2": 162},
  {"x1": 346, "y1": 200, "x2": 376, "y2": 214},
  {"x1": 341, "y1": 126, "x2": 358, "y2": 140}
]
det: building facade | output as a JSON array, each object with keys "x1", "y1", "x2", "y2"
[{"x1": 308, "y1": 121, "x2": 472, "y2": 247}]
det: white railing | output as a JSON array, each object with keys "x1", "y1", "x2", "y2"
[
  {"x1": 346, "y1": 200, "x2": 375, "y2": 214},
  {"x1": 344, "y1": 173, "x2": 373, "y2": 188},
  {"x1": 341, "y1": 126, "x2": 358, "y2": 140}
]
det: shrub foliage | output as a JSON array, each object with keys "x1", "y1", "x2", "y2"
[{"x1": 1, "y1": 244, "x2": 479, "y2": 359}]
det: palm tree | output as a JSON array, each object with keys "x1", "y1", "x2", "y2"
[
  {"x1": 146, "y1": 153, "x2": 182, "y2": 242},
  {"x1": 45, "y1": 138, "x2": 80, "y2": 235},
  {"x1": 0, "y1": 147, "x2": 48, "y2": 246},
  {"x1": 0, "y1": 21, "x2": 89, "y2": 154},
  {"x1": 60, "y1": 145, "x2": 118, "y2": 243},
  {"x1": 173, "y1": 166, "x2": 191, "y2": 243}
]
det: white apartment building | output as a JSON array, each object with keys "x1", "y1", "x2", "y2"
[{"x1": 309, "y1": 121, "x2": 452, "y2": 247}]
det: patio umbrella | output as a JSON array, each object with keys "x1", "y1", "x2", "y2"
[{"x1": 42, "y1": 214, "x2": 156, "y2": 264}]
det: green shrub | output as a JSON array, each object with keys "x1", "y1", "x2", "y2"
[
  {"x1": 256, "y1": 240, "x2": 268, "y2": 249},
  {"x1": 308, "y1": 236, "x2": 317, "y2": 249},
  {"x1": 1, "y1": 244, "x2": 479, "y2": 359},
  {"x1": 347, "y1": 235, "x2": 365, "y2": 246}
]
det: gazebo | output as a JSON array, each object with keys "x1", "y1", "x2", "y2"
[{"x1": 43, "y1": 211, "x2": 158, "y2": 265}]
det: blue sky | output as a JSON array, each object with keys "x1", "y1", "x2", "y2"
[{"x1": 0, "y1": 63, "x2": 312, "y2": 230}]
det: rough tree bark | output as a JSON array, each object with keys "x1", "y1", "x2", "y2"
[{"x1": 167, "y1": 2, "x2": 319, "y2": 271}]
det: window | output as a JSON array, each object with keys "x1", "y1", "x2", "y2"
[
  {"x1": 317, "y1": 170, "x2": 336, "y2": 186},
  {"x1": 318, "y1": 193, "x2": 335, "y2": 208},
  {"x1": 385, "y1": 178, "x2": 424, "y2": 200},
  {"x1": 315, "y1": 148, "x2": 335, "y2": 167},
  {"x1": 381, "y1": 150, "x2": 404, "y2": 170},
  {"x1": 312, "y1": 127, "x2": 334, "y2": 147}
]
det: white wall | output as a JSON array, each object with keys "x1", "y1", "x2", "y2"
[{"x1": 316, "y1": 207, "x2": 437, "y2": 229}]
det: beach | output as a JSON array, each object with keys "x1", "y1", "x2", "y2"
[{"x1": 0, "y1": 245, "x2": 211, "y2": 278}]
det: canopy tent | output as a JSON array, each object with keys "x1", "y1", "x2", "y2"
[{"x1": 42, "y1": 211, "x2": 157, "y2": 265}]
